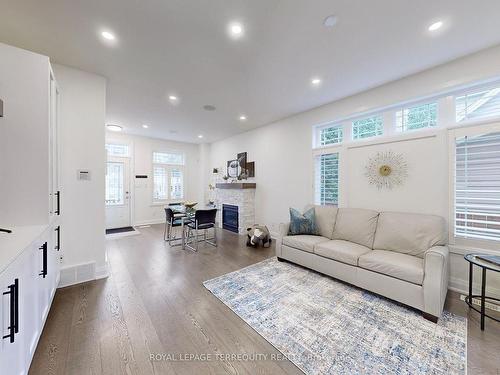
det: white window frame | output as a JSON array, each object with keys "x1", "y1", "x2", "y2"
[
  {"x1": 314, "y1": 122, "x2": 344, "y2": 147},
  {"x1": 454, "y1": 82, "x2": 500, "y2": 126},
  {"x1": 312, "y1": 145, "x2": 343, "y2": 207},
  {"x1": 448, "y1": 121, "x2": 500, "y2": 250},
  {"x1": 395, "y1": 100, "x2": 439, "y2": 133},
  {"x1": 106, "y1": 143, "x2": 130, "y2": 158},
  {"x1": 351, "y1": 114, "x2": 384, "y2": 141},
  {"x1": 152, "y1": 150, "x2": 186, "y2": 204}
]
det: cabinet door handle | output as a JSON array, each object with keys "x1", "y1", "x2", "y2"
[
  {"x1": 55, "y1": 226, "x2": 60, "y2": 251},
  {"x1": 39, "y1": 242, "x2": 48, "y2": 278},
  {"x1": 55, "y1": 191, "x2": 60, "y2": 215},
  {"x1": 3, "y1": 279, "x2": 19, "y2": 343}
]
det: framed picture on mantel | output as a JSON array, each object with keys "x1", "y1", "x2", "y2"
[{"x1": 247, "y1": 161, "x2": 255, "y2": 177}]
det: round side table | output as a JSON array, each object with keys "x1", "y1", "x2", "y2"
[{"x1": 464, "y1": 254, "x2": 500, "y2": 331}]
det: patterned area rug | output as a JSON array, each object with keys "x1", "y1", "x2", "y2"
[{"x1": 203, "y1": 258, "x2": 467, "y2": 375}]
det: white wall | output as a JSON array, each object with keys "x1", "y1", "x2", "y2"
[
  {"x1": 0, "y1": 43, "x2": 50, "y2": 226},
  {"x1": 105, "y1": 132, "x2": 203, "y2": 226},
  {"x1": 209, "y1": 45, "x2": 500, "y2": 296},
  {"x1": 52, "y1": 64, "x2": 107, "y2": 285}
]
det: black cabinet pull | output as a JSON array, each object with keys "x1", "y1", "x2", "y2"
[
  {"x1": 39, "y1": 242, "x2": 48, "y2": 278},
  {"x1": 55, "y1": 226, "x2": 60, "y2": 251},
  {"x1": 55, "y1": 191, "x2": 60, "y2": 215},
  {"x1": 3, "y1": 279, "x2": 19, "y2": 343}
]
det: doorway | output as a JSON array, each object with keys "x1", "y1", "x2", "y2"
[{"x1": 105, "y1": 157, "x2": 131, "y2": 229}]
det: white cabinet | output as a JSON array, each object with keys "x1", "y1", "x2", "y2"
[
  {"x1": 0, "y1": 227, "x2": 60, "y2": 375},
  {"x1": 0, "y1": 41, "x2": 62, "y2": 375}
]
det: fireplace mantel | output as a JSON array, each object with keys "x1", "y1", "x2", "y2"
[{"x1": 215, "y1": 183, "x2": 256, "y2": 189}]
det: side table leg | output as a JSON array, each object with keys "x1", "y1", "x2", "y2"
[
  {"x1": 481, "y1": 268, "x2": 486, "y2": 331},
  {"x1": 468, "y1": 262, "x2": 473, "y2": 308},
  {"x1": 181, "y1": 218, "x2": 185, "y2": 250}
]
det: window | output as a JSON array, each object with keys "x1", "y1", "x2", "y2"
[
  {"x1": 170, "y1": 168, "x2": 184, "y2": 199},
  {"x1": 319, "y1": 123, "x2": 343, "y2": 146},
  {"x1": 153, "y1": 166, "x2": 168, "y2": 201},
  {"x1": 352, "y1": 115, "x2": 383, "y2": 140},
  {"x1": 315, "y1": 153, "x2": 339, "y2": 205},
  {"x1": 152, "y1": 151, "x2": 185, "y2": 202},
  {"x1": 396, "y1": 102, "x2": 437, "y2": 132},
  {"x1": 455, "y1": 132, "x2": 500, "y2": 241},
  {"x1": 105, "y1": 162, "x2": 124, "y2": 205},
  {"x1": 106, "y1": 143, "x2": 129, "y2": 157},
  {"x1": 456, "y1": 86, "x2": 500, "y2": 123},
  {"x1": 153, "y1": 151, "x2": 184, "y2": 165}
]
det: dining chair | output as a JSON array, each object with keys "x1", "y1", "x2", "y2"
[
  {"x1": 164, "y1": 207, "x2": 184, "y2": 246},
  {"x1": 185, "y1": 209, "x2": 217, "y2": 251}
]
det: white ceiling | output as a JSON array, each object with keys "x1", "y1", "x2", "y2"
[{"x1": 1, "y1": 1, "x2": 500, "y2": 143}]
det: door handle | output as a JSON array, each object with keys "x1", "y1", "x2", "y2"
[
  {"x1": 55, "y1": 191, "x2": 60, "y2": 215},
  {"x1": 39, "y1": 242, "x2": 48, "y2": 278},
  {"x1": 2, "y1": 278, "x2": 19, "y2": 343},
  {"x1": 55, "y1": 226, "x2": 60, "y2": 251}
]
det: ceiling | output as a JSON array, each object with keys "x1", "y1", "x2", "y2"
[{"x1": 1, "y1": 1, "x2": 500, "y2": 143}]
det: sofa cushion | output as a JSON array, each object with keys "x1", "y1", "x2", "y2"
[
  {"x1": 282, "y1": 235, "x2": 329, "y2": 253},
  {"x1": 358, "y1": 250, "x2": 424, "y2": 285},
  {"x1": 314, "y1": 240, "x2": 372, "y2": 266},
  {"x1": 373, "y1": 212, "x2": 447, "y2": 258},
  {"x1": 305, "y1": 204, "x2": 338, "y2": 239},
  {"x1": 332, "y1": 208, "x2": 379, "y2": 248}
]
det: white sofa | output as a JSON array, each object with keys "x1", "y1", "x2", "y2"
[{"x1": 276, "y1": 206, "x2": 449, "y2": 321}]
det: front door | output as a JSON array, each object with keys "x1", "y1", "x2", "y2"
[{"x1": 105, "y1": 158, "x2": 131, "y2": 229}]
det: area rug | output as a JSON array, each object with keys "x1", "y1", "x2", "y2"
[{"x1": 203, "y1": 258, "x2": 466, "y2": 375}]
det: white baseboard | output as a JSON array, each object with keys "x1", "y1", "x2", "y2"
[
  {"x1": 448, "y1": 276, "x2": 500, "y2": 300},
  {"x1": 133, "y1": 219, "x2": 164, "y2": 226},
  {"x1": 58, "y1": 261, "x2": 109, "y2": 288}
]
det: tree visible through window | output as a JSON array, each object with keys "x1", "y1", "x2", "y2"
[
  {"x1": 352, "y1": 116, "x2": 383, "y2": 140},
  {"x1": 396, "y1": 102, "x2": 437, "y2": 131},
  {"x1": 320, "y1": 124, "x2": 343, "y2": 145}
]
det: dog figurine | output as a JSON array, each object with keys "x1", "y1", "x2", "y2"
[{"x1": 246, "y1": 225, "x2": 272, "y2": 248}]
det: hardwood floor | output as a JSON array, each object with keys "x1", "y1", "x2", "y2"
[{"x1": 30, "y1": 225, "x2": 500, "y2": 375}]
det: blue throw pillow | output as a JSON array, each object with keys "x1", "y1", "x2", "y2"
[{"x1": 289, "y1": 207, "x2": 317, "y2": 235}]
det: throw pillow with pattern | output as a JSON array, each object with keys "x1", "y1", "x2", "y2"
[{"x1": 289, "y1": 207, "x2": 317, "y2": 235}]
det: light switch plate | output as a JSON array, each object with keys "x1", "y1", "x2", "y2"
[{"x1": 77, "y1": 169, "x2": 91, "y2": 181}]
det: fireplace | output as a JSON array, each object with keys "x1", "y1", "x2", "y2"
[{"x1": 222, "y1": 204, "x2": 239, "y2": 233}]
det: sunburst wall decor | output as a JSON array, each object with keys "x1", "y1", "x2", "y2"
[{"x1": 365, "y1": 151, "x2": 408, "y2": 189}]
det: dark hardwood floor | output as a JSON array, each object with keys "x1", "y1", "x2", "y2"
[{"x1": 30, "y1": 225, "x2": 500, "y2": 375}]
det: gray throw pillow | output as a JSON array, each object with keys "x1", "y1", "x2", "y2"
[{"x1": 289, "y1": 207, "x2": 317, "y2": 235}]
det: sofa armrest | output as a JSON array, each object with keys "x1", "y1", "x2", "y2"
[
  {"x1": 423, "y1": 245, "x2": 449, "y2": 318},
  {"x1": 275, "y1": 222, "x2": 289, "y2": 258}
]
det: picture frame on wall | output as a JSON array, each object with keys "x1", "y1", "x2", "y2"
[
  {"x1": 247, "y1": 161, "x2": 255, "y2": 177},
  {"x1": 227, "y1": 159, "x2": 240, "y2": 178},
  {"x1": 237, "y1": 152, "x2": 247, "y2": 179}
]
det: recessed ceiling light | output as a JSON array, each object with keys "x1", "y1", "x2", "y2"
[
  {"x1": 428, "y1": 21, "x2": 443, "y2": 31},
  {"x1": 203, "y1": 105, "x2": 216, "y2": 111},
  {"x1": 101, "y1": 31, "x2": 116, "y2": 41},
  {"x1": 239, "y1": 115, "x2": 247, "y2": 121},
  {"x1": 142, "y1": 124, "x2": 149, "y2": 129},
  {"x1": 323, "y1": 15, "x2": 338, "y2": 27},
  {"x1": 106, "y1": 124, "x2": 122, "y2": 132},
  {"x1": 228, "y1": 22, "x2": 244, "y2": 39},
  {"x1": 311, "y1": 77, "x2": 322, "y2": 86},
  {"x1": 168, "y1": 95, "x2": 178, "y2": 101},
  {"x1": 198, "y1": 135, "x2": 204, "y2": 139}
]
